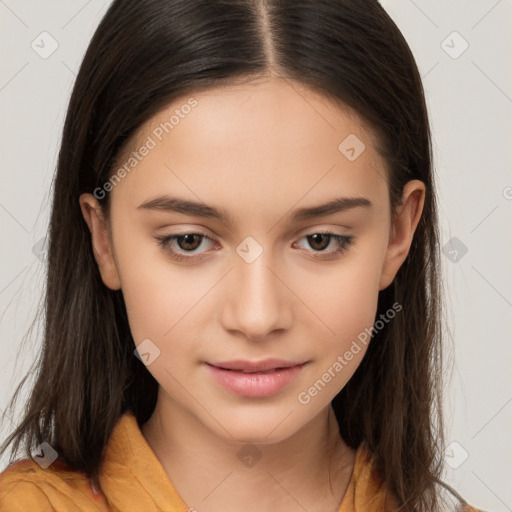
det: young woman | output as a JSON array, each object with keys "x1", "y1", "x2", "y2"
[{"x1": 0, "y1": 1, "x2": 485, "y2": 511}]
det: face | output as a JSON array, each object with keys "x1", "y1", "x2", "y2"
[{"x1": 80, "y1": 77, "x2": 424, "y2": 444}]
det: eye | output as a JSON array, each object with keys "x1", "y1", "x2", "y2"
[
  {"x1": 293, "y1": 231, "x2": 354, "y2": 259},
  {"x1": 155, "y1": 233, "x2": 216, "y2": 262}
]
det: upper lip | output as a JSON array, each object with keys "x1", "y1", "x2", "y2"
[{"x1": 207, "y1": 359, "x2": 305, "y2": 373}]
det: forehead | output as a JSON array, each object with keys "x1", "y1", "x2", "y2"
[
  {"x1": 141, "y1": 77, "x2": 371, "y2": 150},
  {"x1": 109, "y1": 77, "x2": 389, "y2": 221}
]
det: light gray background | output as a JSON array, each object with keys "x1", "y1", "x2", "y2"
[{"x1": 0, "y1": 1, "x2": 511, "y2": 511}]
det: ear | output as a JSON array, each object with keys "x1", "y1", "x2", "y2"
[
  {"x1": 79, "y1": 193, "x2": 121, "y2": 290},
  {"x1": 378, "y1": 180, "x2": 426, "y2": 291}
]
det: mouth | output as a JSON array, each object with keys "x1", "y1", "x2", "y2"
[
  {"x1": 205, "y1": 359, "x2": 307, "y2": 398},
  {"x1": 207, "y1": 358, "x2": 304, "y2": 373}
]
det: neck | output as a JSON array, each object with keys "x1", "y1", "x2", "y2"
[{"x1": 141, "y1": 394, "x2": 356, "y2": 512}]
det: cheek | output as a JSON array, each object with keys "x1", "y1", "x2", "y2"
[
  {"x1": 314, "y1": 269, "x2": 379, "y2": 362},
  {"x1": 122, "y1": 273, "x2": 211, "y2": 349},
  {"x1": 291, "y1": 251, "x2": 385, "y2": 406},
  {"x1": 299, "y1": 246, "x2": 384, "y2": 331},
  {"x1": 292, "y1": 238, "x2": 386, "y2": 369},
  {"x1": 118, "y1": 256, "x2": 212, "y2": 393},
  {"x1": 112, "y1": 233, "x2": 202, "y2": 345}
]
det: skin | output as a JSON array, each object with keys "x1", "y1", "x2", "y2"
[{"x1": 79, "y1": 77, "x2": 425, "y2": 512}]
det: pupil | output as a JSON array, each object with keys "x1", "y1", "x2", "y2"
[
  {"x1": 309, "y1": 234, "x2": 329, "y2": 250},
  {"x1": 180, "y1": 234, "x2": 200, "y2": 250}
]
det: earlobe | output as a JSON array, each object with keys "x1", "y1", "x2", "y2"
[
  {"x1": 78, "y1": 193, "x2": 122, "y2": 290},
  {"x1": 378, "y1": 180, "x2": 426, "y2": 291}
]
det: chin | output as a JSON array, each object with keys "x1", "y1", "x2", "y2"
[{"x1": 203, "y1": 405, "x2": 307, "y2": 445}]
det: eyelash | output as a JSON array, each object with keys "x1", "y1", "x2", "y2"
[{"x1": 154, "y1": 230, "x2": 355, "y2": 263}]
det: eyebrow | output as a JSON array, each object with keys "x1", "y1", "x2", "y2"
[{"x1": 137, "y1": 195, "x2": 372, "y2": 225}]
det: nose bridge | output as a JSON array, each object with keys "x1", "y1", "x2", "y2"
[{"x1": 221, "y1": 236, "x2": 291, "y2": 340}]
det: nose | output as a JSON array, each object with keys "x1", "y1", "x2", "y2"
[{"x1": 219, "y1": 247, "x2": 293, "y2": 342}]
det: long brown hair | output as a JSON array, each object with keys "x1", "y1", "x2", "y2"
[{"x1": 1, "y1": 1, "x2": 466, "y2": 510}]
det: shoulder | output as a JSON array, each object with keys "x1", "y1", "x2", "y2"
[
  {"x1": 348, "y1": 445, "x2": 488, "y2": 512},
  {"x1": 339, "y1": 443, "x2": 398, "y2": 511},
  {"x1": 0, "y1": 457, "x2": 109, "y2": 511}
]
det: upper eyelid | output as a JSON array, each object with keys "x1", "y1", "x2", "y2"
[
  {"x1": 158, "y1": 223, "x2": 352, "y2": 238},
  {"x1": 158, "y1": 230, "x2": 352, "y2": 251},
  {"x1": 159, "y1": 229, "x2": 349, "y2": 242}
]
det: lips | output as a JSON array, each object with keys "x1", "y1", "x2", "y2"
[
  {"x1": 208, "y1": 359, "x2": 302, "y2": 373},
  {"x1": 205, "y1": 359, "x2": 307, "y2": 398}
]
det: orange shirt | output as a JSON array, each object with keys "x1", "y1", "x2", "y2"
[{"x1": 0, "y1": 411, "x2": 482, "y2": 511}]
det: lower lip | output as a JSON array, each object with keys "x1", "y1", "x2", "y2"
[{"x1": 205, "y1": 363, "x2": 306, "y2": 398}]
